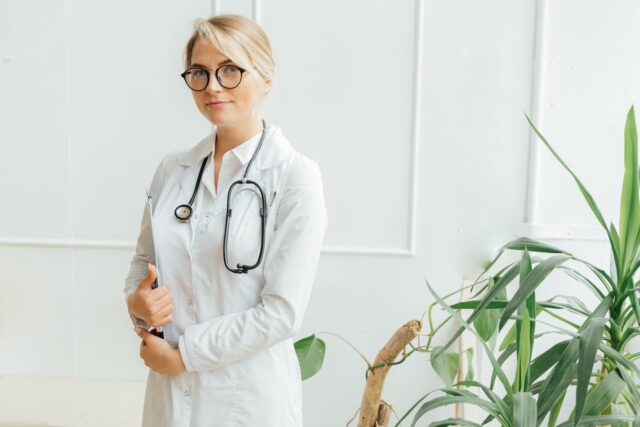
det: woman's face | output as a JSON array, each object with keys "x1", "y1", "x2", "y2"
[{"x1": 187, "y1": 38, "x2": 270, "y2": 128}]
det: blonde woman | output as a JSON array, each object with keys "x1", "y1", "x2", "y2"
[{"x1": 124, "y1": 14, "x2": 328, "y2": 426}]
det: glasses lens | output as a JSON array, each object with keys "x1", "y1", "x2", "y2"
[
  {"x1": 217, "y1": 65, "x2": 243, "y2": 89},
  {"x1": 184, "y1": 68, "x2": 208, "y2": 90}
]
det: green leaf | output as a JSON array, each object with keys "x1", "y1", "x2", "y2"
[
  {"x1": 293, "y1": 334, "x2": 326, "y2": 380},
  {"x1": 412, "y1": 395, "x2": 504, "y2": 427},
  {"x1": 575, "y1": 317, "x2": 607, "y2": 424},
  {"x1": 610, "y1": 222, "x2": 621, "y2": 284},
  {"x1": 548, "y1": 390, "x2": 566, "y2": 427},
  {"x1": 524, "y1": 112, "x2": 616, "y2": 257},
  {"x1": 530, "y1": 340, "x2": 571, "y2": 383},
  {"x1": 425, "y1": 277, "x2": 514, "y2": 397},
  {"x1": 516, "y1": 308, "x2": 531, "y2": 392},
  {"x1": 513, "y1": 392, "x2": 536, "y2": 427},
  {"x1": 536, "y1": 339, "x2": 578, "y2": 423},
  {"x1": 437, "y1": 265, "x2": 520, "y2": 356},
  {"x1": 473, "y1": 306, "x2": 499, "y2": 342},
  {"x1": 555, "y1": 415, "x2": 636, "y2": 426},
  {"x1": 427, "y1": 418, "x2": 483, "y2": 426},
  {"x1": 463, "y1": 348, "x2": 474, "y2": 381},
  {"x1": 430, "y1": 346, "x2": 460, "y2": 387},
  {"x1": 619, "y1": 105, "x2": 640, "y2": 277},
  {"x1": 499, "y1": 254, "x2": 572, "y2": 329},
  {"x1": 515, "y1": 248, "x2": 534, "y2": 391},
  {"x1": 582, "y1": 371, "x2": 625, "y2": 416},
  {"x1": 451, "y1": 300, "x2": 508, "y2": 310},
  {"x1": 456, "y1": 380, "x2": 511, "y2": 416},
  {"x1": 506, "y1": 236, "x2": 570, "y2": 254}
]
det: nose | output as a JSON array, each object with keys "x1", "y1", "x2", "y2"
[{"x1": 205, "y1": 74, "x2": 224, "y2": 93}]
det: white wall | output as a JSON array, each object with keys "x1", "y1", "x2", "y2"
[{"x1": 0, "y1": 0, "x2": 635, "y2": 425}]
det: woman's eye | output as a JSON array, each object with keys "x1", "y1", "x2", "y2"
[
  {"x1": 225, "y1": 65, "x2": 240, "y2": 74},
  {"x1": 193, "y1": 69, "x2": 207, "y2": 77}
]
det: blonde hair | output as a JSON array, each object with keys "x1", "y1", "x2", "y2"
[{"x1": 183, "y1": 14, "x2": 276, "y2": 97}]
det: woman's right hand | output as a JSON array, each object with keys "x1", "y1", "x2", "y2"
[{"x1": 128, "y1": 263, "x2": 175, "y2": 329}]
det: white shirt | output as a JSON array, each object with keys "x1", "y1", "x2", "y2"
[{"x1": 123, "y1": 123, "x2": 328, "y2": 427}]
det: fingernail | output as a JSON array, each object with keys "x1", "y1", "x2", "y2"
[{"x1": 134, "y1": 327, "x2": 141, "y2": 334}]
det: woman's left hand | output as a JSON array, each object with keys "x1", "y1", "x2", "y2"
[{"x1": 135, "y1": 327, "x2": 187, "y2": 375}]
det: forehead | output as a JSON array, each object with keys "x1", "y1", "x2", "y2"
[{"x1": 191, "y1": 38, "x2": 231, "y2": 66}]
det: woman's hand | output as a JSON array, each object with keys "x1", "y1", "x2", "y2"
[
  {"x1": 128, "y1": 263, "x2": 175, "y2": 329},
  {"x1": 135, "y1": 327, "x2": 186, "y2": 375}
]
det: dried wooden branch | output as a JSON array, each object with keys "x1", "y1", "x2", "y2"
[{"x1": 357, "y1": 320, "x2": 422, "y2": 427}]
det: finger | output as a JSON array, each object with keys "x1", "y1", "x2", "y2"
[
  {"x1": 140, "y1": 341, "x2": 146, "y2": 359},
  {"x1": 135, "y1": 326, "x2": 151, "y2": 342},
  {"x1": 154, "y1": 313, "x2": 174, "y2": 328},
  {"x1": 150, "y1": 304, "x2": 174, "y2": 327},
  {"x1": 139, "y1": 263, "x2": 158, "y2": 291},
  {"x1": 149, "y1": 285, "x2": 170, "y2": 302},
  {"x1": 151, "y1": 292, "x2": 173, "y2": 311}
]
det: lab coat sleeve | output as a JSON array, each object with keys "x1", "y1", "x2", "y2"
[
  {"x1": 178, "y1": 157, "x2": 328, "y2": 372},
  {"x1": 123, "y1": 152, "x2": 173, "y2": 329}
]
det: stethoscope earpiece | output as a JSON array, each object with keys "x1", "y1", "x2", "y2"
[{"x1": 174, "y1": 204, "x2": 193, "y2": 222}]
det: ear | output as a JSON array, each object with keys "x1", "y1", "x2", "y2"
[{"x1": 263, "y1": 78, "x2": 273, "y2": 96}]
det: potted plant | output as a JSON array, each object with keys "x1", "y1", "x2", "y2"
[{"x1": 295, "y1": 105, "x2": 640, "y2": 426}]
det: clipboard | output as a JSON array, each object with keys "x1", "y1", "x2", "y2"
[{"x1": 145, "y1": 188, "x2": 165, "y2": 339}]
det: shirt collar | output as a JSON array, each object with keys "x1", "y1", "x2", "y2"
[
  {"x1": 176, "y1": 123, "x2": 293, "y2": 170},
  {"x1": 227, "y1": 128, "x2": 264, "y2": 166}
]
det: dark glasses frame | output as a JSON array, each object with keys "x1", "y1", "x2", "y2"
[{"x1": 180, "y1": 64, "x2": 247, "y2": 90}]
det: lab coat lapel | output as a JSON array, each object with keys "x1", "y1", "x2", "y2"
[
  {"x1": 175, "y1": 124, "x2": 294, "y2": 218},
  {"x1": 208, "y1": 125, "x2": 294, "y2": 217}
]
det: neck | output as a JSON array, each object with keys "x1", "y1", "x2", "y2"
[{"x1": 214, "y1": 116, "x2": 264, "y2": 157}]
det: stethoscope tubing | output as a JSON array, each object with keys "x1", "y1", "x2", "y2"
[{"x1": 173, "y1": 118, "x2": 269, "y2": 274}]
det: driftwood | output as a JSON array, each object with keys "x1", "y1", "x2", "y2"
[{"x1": 357, "y1": 320, "x2": 422, "y2": 427}]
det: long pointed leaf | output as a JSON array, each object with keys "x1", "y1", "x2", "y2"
[
  {"x1": 425, "y1": 277, "x2": 513, "y2": 397},
  {"x1": 619, "y1": 105, "x2": 640, "y2": 276},
  {"x1": 524, "y1": 113, "x2": 614, "y2": 246},
  {"x1": 513, "y1": 392, "x2": 536, "y2": 427},
  {"x1": 582, "y1": 371, "x2": 625, "y2": 416},
  {"x1": 575, "y1": 317, "x2": 607, "y2": 424},
  {"x1": 499, "y1": 254, "x2": 572, "y2": 329}
]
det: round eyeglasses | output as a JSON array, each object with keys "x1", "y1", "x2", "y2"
[{"x1": 180, "y1": 64, "x2": 247, "y2": 91}]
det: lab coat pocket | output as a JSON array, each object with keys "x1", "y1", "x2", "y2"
[
  {"x1": 225, "y1": 220, "x2": 262, "y2": 272},
  {"x1": 225, "y1": 184, "x2": 272, "y2": 269},
  {"x1": 228, "y1": 183, "x2": 272, "y2": 229}
]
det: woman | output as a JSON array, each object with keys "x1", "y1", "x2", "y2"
[{"x1": 123, "y1": 14, "x2": 328, "y2": 427}]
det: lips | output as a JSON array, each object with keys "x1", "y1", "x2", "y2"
[{"x1": 206, "y1": 101, "x2": 230, "y2": 105}]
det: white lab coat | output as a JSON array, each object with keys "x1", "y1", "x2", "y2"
[{"x1": 123, "y1": 123, "x2": 328, "y2": 427}]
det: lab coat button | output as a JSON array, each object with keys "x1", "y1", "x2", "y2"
[
  {"x1": 187, "y1": 299, "x2": 193, "y2": 306},
  {"x1": 205, "y1": 211, "x2": 211, "y2": 218},
  {"x1": 184, "y1": 390, "x2": 190, "y2": 397}
]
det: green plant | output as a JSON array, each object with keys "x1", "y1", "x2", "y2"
[
  {"x1": 411, "y1": 105, "x2": 640, "y2": 426},
  {"x1": 294, "y1": 106, "x2": 640, "y2": 426}
]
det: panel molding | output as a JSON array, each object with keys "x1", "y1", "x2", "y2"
[
  {"x1": 205, "y1": 0, "x2": 422, "y2": 257},
  {"x1": 521, "y1": 1, "x2": 608, "y2": 244},
  {"x1": 0, "y1": 237, "x2": 414, "y2": 256}
]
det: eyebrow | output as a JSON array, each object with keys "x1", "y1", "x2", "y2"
[{"x1": 190, "y1": 59, "x2": 233, "y2": 68}]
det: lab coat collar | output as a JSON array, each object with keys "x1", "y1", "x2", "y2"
[
  {"x1": 175, "y1": 123, "x2": 294, "y2": 219},
  {"x1": 176, "y1": 123, "x2": 293, "y2": 170}
]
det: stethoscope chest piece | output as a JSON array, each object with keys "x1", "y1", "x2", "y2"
[{"x1": 174, "y1": 204, "x2": 192, "y2": 222}]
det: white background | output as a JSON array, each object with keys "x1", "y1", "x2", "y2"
[{"x1": 0, "y1": 0, "x2": 637, "y2": 425}]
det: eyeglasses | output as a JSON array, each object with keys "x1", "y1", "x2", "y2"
[{"x1": 180, "y1": 64, "x2": 247, "y2": 91}]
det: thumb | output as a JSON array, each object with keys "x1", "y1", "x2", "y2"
[{"x1": 139, "y1": 263, "x2": 157, "y2": 290}]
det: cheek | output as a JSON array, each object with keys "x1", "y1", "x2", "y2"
[{"x1": 235, "y1": 88, "x2": 261, "y2": 112}]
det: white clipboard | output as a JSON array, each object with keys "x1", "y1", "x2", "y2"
[{"x1": 145, "y1": 188, "x2": 164, "y2": 338}]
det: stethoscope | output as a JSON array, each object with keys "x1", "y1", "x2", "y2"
[{"x1": 174, "y1": 118, "x2": 268, "y2": 274}]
